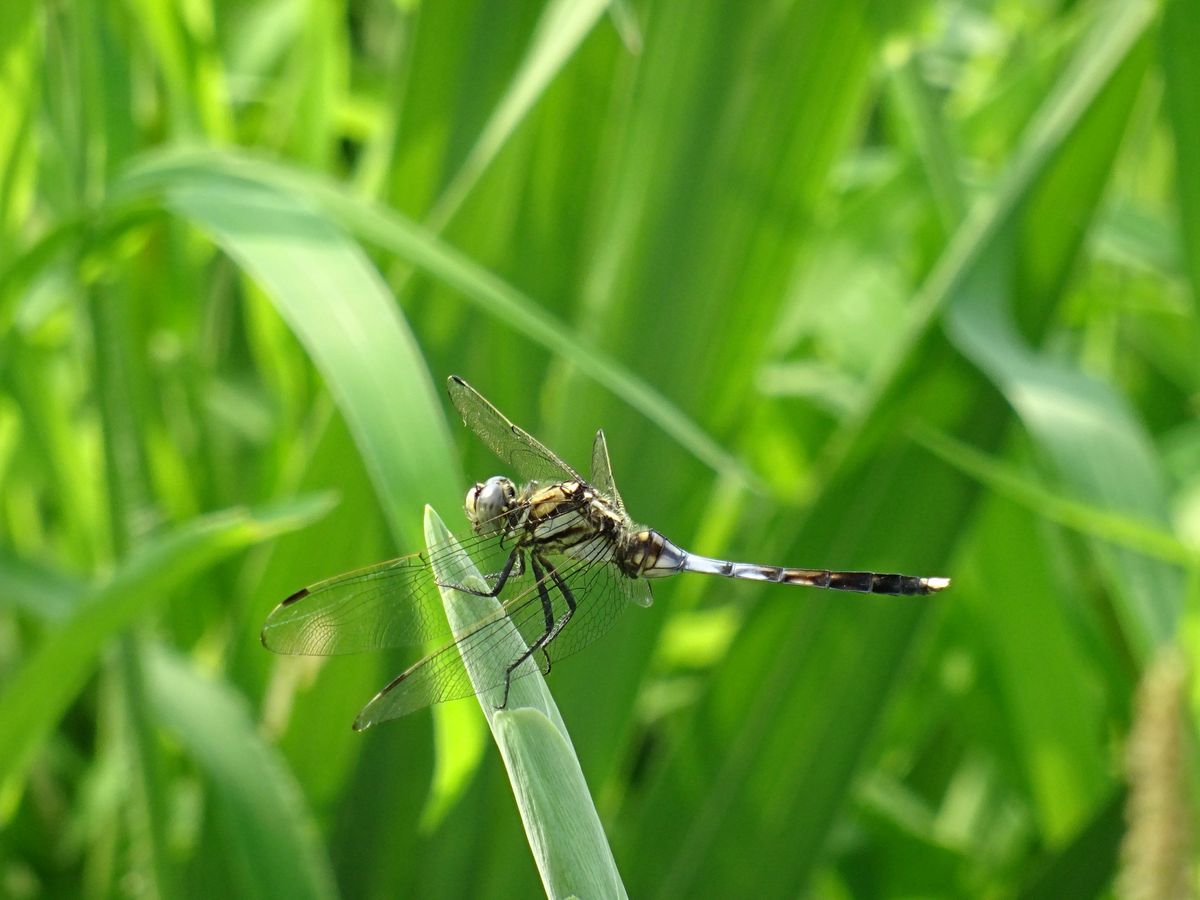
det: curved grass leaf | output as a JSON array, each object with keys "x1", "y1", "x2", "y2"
[
  {"x1": 145, "y1": 644, "x2": 337, "y2": 900},
  {"x1": 112, "y1": 152, "x2": 488, "y2": 829},
  {"x1": 916, "y1": 427, "x2": 1196, "y2": 567},
  {"x1": 624, "y1": 1, "x2": 1160, "y2": 893},
  {"x1": 820, "y1": 0, "x2": 1159, "y2": 478},
  {"x1": 111, "y1": 159, "x2": 464, "y2": 545},
  {"x1": 945, "y1": 249, "x2": 1181, "y2": 656},
  {"x1": 0, "y1": 495, "x2": 333, "y2": 812},
  {"x1": 114, "y1": 148, "x2": 753, "y2": 490}
]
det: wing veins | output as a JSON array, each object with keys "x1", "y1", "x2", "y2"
[
  {"x1": 262, "y1": 500, "x2": 548, "y2": 656},
  {"x1": 355, "y1": 535, "x2": 624, "y2": 724},
  {"x1": 447, "y1": 375, "x2": 581, "y2": 485}
]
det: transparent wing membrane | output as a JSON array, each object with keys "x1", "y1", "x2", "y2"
[
  {"x1": 589, "y1": 429, "x2": 626, "y2": 515},
  {"x1": 352, "y1": 536, "x2": 636, "y2": 728},
  {"x1": 447, "y1": 375, "x2": 581, "y2": 486},
  {"x1": 261, "y1": 513, "x2": 528, "y2": 656}
]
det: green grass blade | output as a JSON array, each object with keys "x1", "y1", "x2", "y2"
[
  {"x1": 0, "y1": 549, "x2": 80, "y2": 620},
  {"x1": 114, "y1": 148, "x2": 753, "y2": 489},
  {"x1": 946, "y1": 251, "x2": 1181, "y2": 655},
  {"x1": 819, "y1": 0, "x2": 1158, "y2": 477},
  {"x1": 961, "y1": 495, "x2": 1111, "y2": 839},
  {"x1": 11, "y1": 0, "x2": 1196, "y2": 894},
  {"x1": 146, "y1": 643, "x2": 337, "y2": 900},
  {"x1": 424, "y1": 506, "x2": 626, "y2": 900},
  {"x1": 429, "y1": 0, "x2": 611, "y2": 229},
  {"x1": 0, "y1": 495, "x2": 333, "y2": 811},
  {"x1": 1162, "y1": 0, "x2": 1200, "y2": 305},
  {"x1": 0, "y1": 0, "x2": 37, "y2": 241},
  {"x1": 916, "y1": 427, "x2": 1196, "y2": 567},
  {"x1": 622, "y1": 1, "x2": 1158, "y2": 893},
  {"x1": 113, "y1": 156, "x2": 464, "y2": 545}
]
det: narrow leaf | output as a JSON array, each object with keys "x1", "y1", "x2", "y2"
[
  {"x1": 425, "y1": 506, "x2": 626, "y2": 900},
  {"x1": 0, "y1": 495, "x2": 333, "y2": 807}
]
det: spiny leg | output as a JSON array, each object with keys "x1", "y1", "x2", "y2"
[
  {"x1": 497, "y1": 554, "x2": 577, "y2": 709},
  {"x1": 438, "y1": 546, "x2": 522, "y2": 598}
]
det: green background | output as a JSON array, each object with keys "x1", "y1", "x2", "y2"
[{"x1": 1, "y1": 0, "x2": 1197, "y2": 896}]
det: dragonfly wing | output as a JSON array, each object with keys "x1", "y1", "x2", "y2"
[
  {"x1": 447, "y1": 375, "x2": 582, "y2": 485},
  {"x1": 351, "y1": 537, "x2": 642, "y2": 727},
  {"x1": 260, "y1": 528, "x2": 519, "y2": 656},
  {"x1": 351, "y1": 548, "x2": 548, "y2": 728},
  {"x1": 351, "y1": 602, "x2": 528, "y2": 728},
  {"x1": 532, "y1": 547, "x2": 642, "y2": 661},
  {"x1": 589, "y1": 429, "x2": 626, "y2": 515}
]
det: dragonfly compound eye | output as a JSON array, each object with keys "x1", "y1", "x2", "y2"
[{"x1": 468, "y1": 476, "x2": 515, "y2": 532}]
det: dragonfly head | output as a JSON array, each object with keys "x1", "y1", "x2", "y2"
[{"x1": 466, "y1": 476, "x2": 517, "y2": 533}]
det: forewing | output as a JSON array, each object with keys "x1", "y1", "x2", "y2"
[
  {"x1": 447, "y1": 375, "x2": 582, "y2": 485},
  {"x1": 260, "y1": 528, "x2": 518, "y2": 656},
  {"x1": 589, "y1": 429, "x2": 626, "y2": 515}
]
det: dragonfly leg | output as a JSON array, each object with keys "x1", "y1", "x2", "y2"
[
  {"x1": 539, "y1": 557, "x2": 577, "y2": 648},
  {"x1": 439, "y1": 547, "x2": 522, "y2": 598},
  {"x1": 528, "y1": 555, "x2": 557, "y2": 676},
  {"x1": 497, "y1": 554, "x2": 577, "y2": 709},
  {"x1": 530, "y1": 559, "x2": 580, "y2": 679}
]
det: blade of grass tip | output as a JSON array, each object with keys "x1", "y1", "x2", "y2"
[
  {"x1": 0, "y1": 494, "x2": 334, "y2": 814},
  {"x1": 423, "y1": 506, "x2": 626, "y2": 900},
  {"x1": 884, "y1": 49, "x2": 967, "y2": 233},
  {"x1": 606, "y1": 0, "x2": 643, "y2": 54}
]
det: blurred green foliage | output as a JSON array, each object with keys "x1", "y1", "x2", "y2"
[{"x1": 1, "y1": 0, "x2": 1198, "y2": 897}]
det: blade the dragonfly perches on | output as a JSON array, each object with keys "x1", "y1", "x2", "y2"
[{"x1": 262, "y1": 374, "x2": 951, "y2": 728}]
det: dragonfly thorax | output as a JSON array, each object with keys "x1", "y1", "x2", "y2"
[{"x1": 466, "y1": 475, "x2": 518, "y2": 534}]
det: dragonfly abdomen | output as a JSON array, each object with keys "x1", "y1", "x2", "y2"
[
  {"x1": 679, "y1": 552, "x2": 950, "y2": 595},
  {"x1": 691, "y1": 556, "x2": 940, "y2": 600},
  {"x1": 778, "y1": 567, "x2": 946, "y2": 595}
]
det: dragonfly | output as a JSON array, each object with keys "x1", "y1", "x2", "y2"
[{"x1": 261, "y1": 375, "x2": 950, "y2": 730}]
